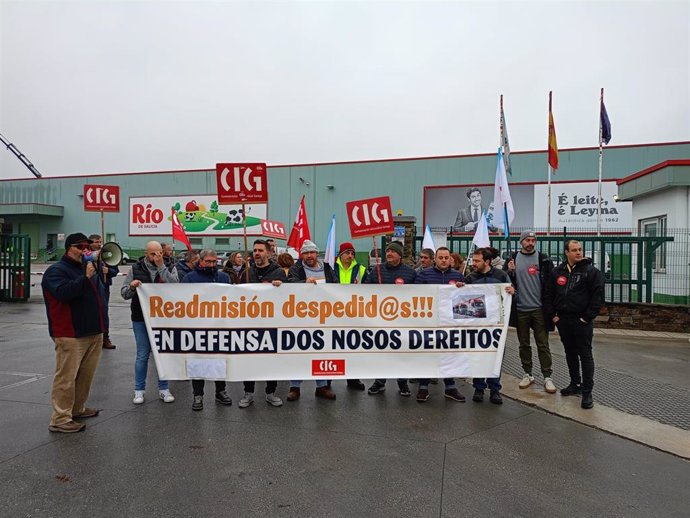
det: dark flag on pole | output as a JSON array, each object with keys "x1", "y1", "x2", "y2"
[{"x1": 600, "y1": 101, "x2": 612, "y2": 145}]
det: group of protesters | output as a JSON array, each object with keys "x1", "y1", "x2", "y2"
[{"x1": 41, "y1": 229, "x2": 604, "y2": 433}]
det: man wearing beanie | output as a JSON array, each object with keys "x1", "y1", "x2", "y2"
[
  {"x1": 286, "y1": 240, "x2": 337, "y2": 401},
  {"x1": 41, "y1": 233, "x2": 106, "y2": 433},
  {"x1": 334, "y1": 242, "x2": 368, "y2": 390},
  {"x1": 504, "y1": 230, "x2": 557, "y2": 394},
  {"x1": 365, "y1": 240, "x2": 416, "y2": 397}
]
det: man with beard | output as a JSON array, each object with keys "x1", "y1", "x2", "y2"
[
  {"x1": 464, "y1": 247, "x2": 515, "y2": 405},
  {"x1": 88, "y1": 234, "x2": 119, "y2": 350},
  {"x1": 504, "y1": 230, "x2": 557, "y2": 394},
  {"x1": 365, "y1": 241, "x2": 416, "y2": 397},
  {"x1": 238, "y1": 239, "x2": 285, "y2": 408},
  {"x1": 182, "y1": 248, "x2": 234, "y2": 411},
  {"x1": 286, "y1": 240, "x2": 337, "y2": 401},
  {"x1": 545, "y1": 240, "x2": 604, "y2": 409}
]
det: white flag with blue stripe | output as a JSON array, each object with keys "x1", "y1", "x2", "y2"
[
  {"x1": 325, "y1": 214, "x2": 336, "y2": 266},
  {"x1": 492, "y1": 147, "x2": 515, "y2": 239}
]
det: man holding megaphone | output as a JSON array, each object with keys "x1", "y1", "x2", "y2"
[{"x1": 88, "y1": 235, "x2": 120, "y2": 350}]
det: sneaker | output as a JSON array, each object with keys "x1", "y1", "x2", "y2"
[
  {"x1": 472, "y1": 389, "x2": 484, "y2": 402},
  {"x1": 416, "y1": 388, "x2": 430, "y2": 402},
  {"x1": 560, "y1": 383, "x2": 582, "y2": 396},
  {"x1": 215, "y1": 390, "x2": 232, "y2": 406},
  {"x1": 544, "y1": 377, "x2": 557, "y2": 394},
  {"x1": 265, "y1": 393, "x2": 283, "y2": 407},
  {"x1": 490, "y1": 391, "x2": 503, "y2": 405},
  {"x1": 347, "y1": 379, "x2": 366, "y2": 391},
  {"x1": 398, "y1": 382, "x2": 411, "y2": 397},
  {"x1": 133, "y1": 390, "x2": 145, "y2": 405},
  {"x1": 444, "y1": 388, "x2": 466, "y2": 402},
  {"x1": 159, "y1": 389, "x2": 175, "y2": 403},
  {"x1": 192, "y1": 395, "x2": 203, "y2": 411},
  {"x1": 287, "y1": 387, "x2": 301, "y2": 401},
  {"x1": 315, "y1": 386, "x2": 337, "y2": 400},
  {"x1": 239, "y1": 392, "x2": 254, "y2": 408},
  {"x1": 518, "y1": 374, "x2": 535, "y2": 389},
  {"x1": 49, "y1": 420, "x2": 86, "y2": 433},
  {"x1": 581, "y1": 391, "x2": 594, "y2": 409},
  {"x1": 367, "y1": 382, "x2": 386, "y2": 395}
]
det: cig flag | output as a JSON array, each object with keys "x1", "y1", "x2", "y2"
[
  {"x1": 492, "y1": 147, "x2": 515, "y2": 239},
  {"x1": 325, "y1": 214, "x2": 336, "y2": 266},
  {"x1": 287, "y1": 195, "x2": 311, "y2": 252},
  {"x1": 171, "y1": 209, "x2": 192, "y2": 251}
]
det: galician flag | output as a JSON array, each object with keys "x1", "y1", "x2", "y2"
[
  {"x1": 324, "y1": 214, "x2": 336, "y2": 266},
  {"x1": 472, "y1": 210, "x2": 491, "y2": 248},
  {"x1": 500, "y1": 95, "x2": 512, "y2": 175},
  {"x1": 492, "y1": 147, "x2": 515, "y2": 239}
]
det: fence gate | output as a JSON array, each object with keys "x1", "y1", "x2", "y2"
[{"x1": 0, "y1": 234, "x2": 31, "y2": 302}]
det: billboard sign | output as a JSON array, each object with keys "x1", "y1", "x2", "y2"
[{"x1": 129, "y1": 195, "x2": 267, "y2": 236}]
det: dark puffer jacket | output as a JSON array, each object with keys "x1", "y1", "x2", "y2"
[{"x1": 42, "y1": 254, "x2": 106, "y2": 338}]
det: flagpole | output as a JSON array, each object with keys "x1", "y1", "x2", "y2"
[
  {"x1": 547, "y1": 166, "x2": 552, "y2": 236},
  {"x1": 372, "y1": 236, "x2": 382, "y2": 284},
  {"x1": 242, "y1": 202, "x2": 250, "y2": 282},
  {"x1": 597, "y1": 88, "x2": 604, "y2": 236}
]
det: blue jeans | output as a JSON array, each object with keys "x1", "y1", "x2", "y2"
[
  {"x1": 472, "y1": 377, "x2": 501, "y2": 392},
  {"x1": 133, "y1": 321, "x2": 168, "y2": 391},
  {"x1": 290, "y1": 380, "x2": 327, "y2": 388}
]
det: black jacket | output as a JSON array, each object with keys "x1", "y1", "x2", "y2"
[
  {"x1": 504, "y1": 251, "x2": 554, "y2": 330},
  {"x1": 288, "y1": 260, "x2": 336, "y2": 283},
  {"x1": 545, "y1": 258, "x2": 605, "y2": 323},
  {"x1": 243, "y1": 262, "x2": 288, "y2": 284}
]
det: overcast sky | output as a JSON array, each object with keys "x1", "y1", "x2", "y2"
[{"x1": 1, "y1": 0, "x2": 688, "y2": 180}]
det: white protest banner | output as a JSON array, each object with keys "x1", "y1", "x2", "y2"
[{"x1": 138, "y1": 283, "x2": 512, "y2": 381}]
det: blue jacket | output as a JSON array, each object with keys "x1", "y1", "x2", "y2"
[
  {"x1": 175, "y1": 259, "x2": 194, "y2": 281},
  {"x1": 415, "y1": 266, "x2": 464, "y2": 284},
  {"x1": 41, "y1": 254, "x2": 106, "y2": 338},
  {"x1": 182, "y1": 267, "x2": 231, "y2": 284}
]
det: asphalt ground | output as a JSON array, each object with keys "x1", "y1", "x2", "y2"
[{"x1": 0, "y1": 269, "x2": 688, "y2": 517}]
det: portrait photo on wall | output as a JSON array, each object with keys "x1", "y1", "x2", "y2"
[{"x1": 423, "y1": 181, "x2": 631, "y2": 232}]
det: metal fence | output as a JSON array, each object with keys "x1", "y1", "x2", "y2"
[
  {"x1": 414, "y1": 227, "x2": 690, "y2": 306},
  {"x1": 0, "y1": 234, "x2": 31, "y2": 302}
]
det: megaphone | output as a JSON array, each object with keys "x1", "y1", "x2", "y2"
[{"x1": 100, "y1": 242, "x2": 123, "y2": 267}]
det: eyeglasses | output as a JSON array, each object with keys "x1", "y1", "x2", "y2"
[{"x1": 71, "y1": 243, "x2": 90, "y2": 250}]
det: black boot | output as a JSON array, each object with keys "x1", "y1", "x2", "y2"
[
  {"x1": 560, "y1": 383, "x2": 582, "y2": 396},
  {"x1": 347, "y1": 379, "x2": 365, "y2": 391},
  {"x1": 581, "y1": 391, "x2": 593, "y2": 409}
]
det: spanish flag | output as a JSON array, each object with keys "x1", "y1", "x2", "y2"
[{"x1": 548, "y1": 91, "x2": 559, "y2": 171}]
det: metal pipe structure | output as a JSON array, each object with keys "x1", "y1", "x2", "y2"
[{"x1": 0, "y1": 133, "x2": 42, "y2": 178}]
